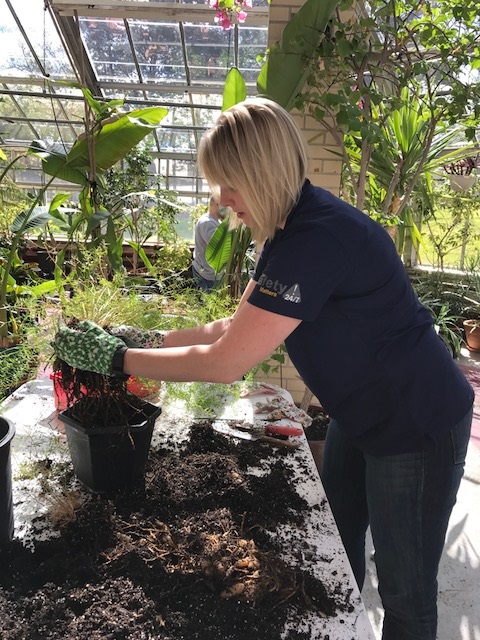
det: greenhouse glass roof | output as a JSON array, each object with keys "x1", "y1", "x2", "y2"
[{"x1": 0, "y1": 0, "x2": 269, "y2": 164}]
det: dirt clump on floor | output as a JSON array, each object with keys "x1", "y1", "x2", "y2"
[{"x1": 0, "y1": 421, "x2": 352, "y2": 640}]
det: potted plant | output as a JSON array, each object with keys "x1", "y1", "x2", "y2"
[
  {"x1": 463, "y1": 318, "x2": 480, "y2": 353},
  {"x1": 54, "y1": 346, "x2": 162, "y2": 493},
  {"x1": 444, "y1": 155, "x2": 479, "y2": 191}
]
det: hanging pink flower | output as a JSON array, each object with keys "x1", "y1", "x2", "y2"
[{"x1": 209, "y1": 0, "x2": 249, "y2": 30}]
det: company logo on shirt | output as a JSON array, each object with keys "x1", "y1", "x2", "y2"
[{"x1": 257, "y1": 273, "x2": 301, "y2": 303}]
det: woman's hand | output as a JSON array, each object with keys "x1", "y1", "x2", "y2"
[
  {"x1": 109, "y1": 325, "x2": 165, "y2": 348},
  {"x1": 54, "y1": 320, "x2": 127, "y2": 376}
]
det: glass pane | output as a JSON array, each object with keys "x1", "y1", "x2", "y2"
[
  {"x1": 238, "y1": 26, "x2": 267, "y2": 85},
  {"x1": 3, "y1": 83, "x2": 85, "y2": 144},
  {"x1": 158, "y1": 128, "x2": 197, "y2": 152},
  {"x1": 129, "y1": 20, "x2": 186, "y2": 83},
  {"x1": 0, "y1": 2, "x2": 41, "y2": 78},
  {"x1": 79, "y1": 17, "x2": 137, "y2": 83},
  {"x1": 8, "y1": 0, "x2": 75, "y2": 80},
  {"x1": 184, "y1": 23, "x2": 235, "y2": 86}
]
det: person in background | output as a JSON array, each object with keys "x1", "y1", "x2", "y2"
[
  {"x1": 192, "y1": 196, "x2": 226, "y2": 290},
  {"x1": 54, "y1": 97, "x2": 473, "y2": 640}
]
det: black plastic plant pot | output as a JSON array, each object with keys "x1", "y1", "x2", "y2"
[
  {"x1": 58, "y1": 397, "x2": 162, "y2": 493},
  {"x1": 0, "y1": 417, "x2": 15, "y2": 546}
]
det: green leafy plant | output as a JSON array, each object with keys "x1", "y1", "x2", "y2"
[
  {"x1": 206, "y1": 218, "x2": 254, "y2": 298},
  {"x1": 0, "y1": 147, "x2": 68, "y2": 345},
  {"x1": 103, "y1": 145, "x2": 181, "y2": 275},
  {"x1": 0, "y1": 342, "x2": 40, "y2": 401},
  {"x1": 256, "y1": 0, "x2": 340, "y2": 111},
  {"x1": 419, "y1": 296, "x2": 463, "y2": 358},
  {"x1": 293, "y1": 0, "x2": 480, "y2": 262},
  {"x1": 31, "y1": 86, "x2": 169, "y2": 282}
]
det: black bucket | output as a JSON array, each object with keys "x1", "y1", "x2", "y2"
[
  {"x1": 0, "y1": 417, "x2": 15, "y2": 545},
  {"x1": 59, "y1": 398, "x2": 162, "y2": 493}
]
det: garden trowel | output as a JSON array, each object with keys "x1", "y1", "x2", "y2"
[{"x1": 212, "y1": 420, "x2": 300, "y2": 449}]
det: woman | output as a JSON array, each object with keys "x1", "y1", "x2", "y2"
[{"x1": 54, "y1": 97, "x2": 473, "y2": 640}]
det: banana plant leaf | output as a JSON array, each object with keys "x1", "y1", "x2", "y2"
[
  {"x1": 10, "y1": 207, "x2": 52, "y2": 233},
  {"x1": 38, "y1": 107, "x2": 168, "y2": 181},
  {"x1": 222, "y1": 67, "x2": 247, "y2": 111},
  {"x1": 66, "y1": 107, "x2": 168, "y2": 171},
  {"x1": 257, "y1": 0, "x2": 339, "y2": 111},
  {"x1": 206, "y1": 219, "x2": 233, "y2": 274}
]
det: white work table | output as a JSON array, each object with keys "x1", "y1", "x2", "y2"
[{"x1": 2, "y1": 378, "x2": 375, "y2": 640}]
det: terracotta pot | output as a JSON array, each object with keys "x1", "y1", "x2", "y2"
[{"x1": 463, "y1": 319, "x2": 480, "y2": 353}]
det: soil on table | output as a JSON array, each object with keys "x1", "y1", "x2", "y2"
[
  {"x1": 304, "y1": 406, "x2": 330, "y2": 442},
  {"x1": 0, "y1": 413, "x2": 351, "y2": 640}
]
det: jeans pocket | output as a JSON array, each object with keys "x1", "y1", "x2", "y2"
[{"x1": 450, "y1": 407, "x2": 473, "y2": 465}]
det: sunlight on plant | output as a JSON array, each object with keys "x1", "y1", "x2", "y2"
[{"x1": 164, "y1": 381, "x2": 242, "y2": 416}]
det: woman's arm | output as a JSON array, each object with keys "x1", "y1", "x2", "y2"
[
  {"x1": 162, "y1": 317, "x2": 231, "y2": 347},
  {"x1": 123, "y1": 297, "x2": 301, "y2": 384},
  {"x1": 162, "y1": 279, "x2": 257, "y2": 348}
]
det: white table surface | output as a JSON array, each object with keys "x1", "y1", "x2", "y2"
[{"x1": 2, "y1": 378, "x2": 375, "y2": 639}]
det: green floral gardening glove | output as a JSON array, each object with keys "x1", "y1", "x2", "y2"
[
  {"x1": 54, "y1": 320, "x2": 127, "y2": 376},
  {"x1": 109, "y1": 325, "x2": 165, "y2": 349}
]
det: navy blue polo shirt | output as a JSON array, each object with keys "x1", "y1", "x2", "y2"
[{"x1": 249, "y1": 180, "x2": 473, "y2": 455}]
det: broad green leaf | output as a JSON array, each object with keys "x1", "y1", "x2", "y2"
[
  {"x1": 85, "y1": 207, "x2": 109, "y2": 238},
  {"x1": 81, "y1": 87, "x2": 124, "y2": 116},
  {"x1": 206, "y1": 219, "x2": 233, "y2": 274},
  {"x1": 26, "y1": 280, "x2": 59, "y2": 297},
  {"x1": 0, "y1": 266, "x2": 16, "y2": 288},
  {"x1": 66, "y1": 107, "x2": 168, "y2": 171},
  {"x1": 10, "y1": 207, "x2": 51, "y2": 233},
  {"x1": 126, "y1": 241, "x2": 155, "y2": 274},
  {"x1": 105, "y1": 215, "x2": 124, "y2": 273},
  {"x1": 35, "y1": 150, "x2": 88, "y2": 185},
  {"x1": 257, "y1": 0, "x2": 340, "y2": 110},
  {"x1": 222, "y1": 67, "x2": 247, "y2": 111},
  {"x1": 49, "y1": 193, "x2": 71, "y2": 213}
]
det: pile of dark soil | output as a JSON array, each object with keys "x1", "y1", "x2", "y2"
[
  {"x1": 305, "y1": 405, "x2": 330, "y2": 441},
  {"x1": 0, "y1": 420, "x2": 351, "y2": 640}
]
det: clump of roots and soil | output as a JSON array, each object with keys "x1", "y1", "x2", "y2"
[
  {"x1": 52, "y1": 318, "x2": 141, "y2": 426},
  {"x1": 0, "y1": 422, "x2": 353, "y2": 640}
]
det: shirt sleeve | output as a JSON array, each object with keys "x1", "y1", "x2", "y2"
[
  {"x1": 248, "y1": 225, "x2": 352, "y2": 322},
  {"x1": 197, "y1": 218, "x2": 218, "y2": 244}
]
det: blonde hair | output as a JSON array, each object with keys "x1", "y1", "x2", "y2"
[{"x1": 198, "y1": 98, "x2": 308, "y2": 242}]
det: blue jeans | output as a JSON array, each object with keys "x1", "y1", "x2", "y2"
[
  {"x1": 321, "y1": 408, "x2": 472, "y2": 640},
  {"x1": 192, "y1": 266, "x2": 219, "y2": 291}
]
